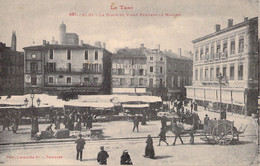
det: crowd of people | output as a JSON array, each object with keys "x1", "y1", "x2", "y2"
[{"x1": 1, "y1": 113, "x2": 19, "y2": 133}]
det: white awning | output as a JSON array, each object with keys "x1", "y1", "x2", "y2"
[{"x1": 122, "y1": 104, "x2": 149, "y2": 108}]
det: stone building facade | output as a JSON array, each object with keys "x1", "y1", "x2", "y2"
[
  {"x1": 23, "y1": 23, "x2": 112, "y2": 99},
  {"x1": 0, "y1": 32, "x2": 24, "y2": 96},
  {"x1": 186, "y1": 17, "x2": 258, "y2": 115}
]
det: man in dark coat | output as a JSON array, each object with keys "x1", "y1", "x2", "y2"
[
  {"x1": 2, "y1": 115, "x2": 11, "y2": 131},
  {"x1": 161, "y1": 115, "x2": 167, "y2": 129},
  {"x1": 132, "y1": 115, "x2": 139, "y2": 132},
  {"x1": 86, "y1": 114, "x2": 93, "y2": 129},
  {"x1": 120, "y1": 150, "x2": 133, "y2": 165},
  {"x1": 97, "y1": 146, "x2": 109, "y2": 165},
  {"x1": 75, "y1": 134, "x2": 86, "y2": 161},
  {"x1": 158, "y1": 128, "x2": 168, "y2": 146}
]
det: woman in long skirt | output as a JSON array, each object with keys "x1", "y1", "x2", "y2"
[{"x1": 144, "y1": 135, "x2": 155, "y2": 159}]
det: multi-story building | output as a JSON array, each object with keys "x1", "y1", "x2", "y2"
[
  {"x1": 112, "y1": 47, "x2": 147, "y2": 94},
  {"x1": 112, "y1": 44, "x2": 192, "y2": 98},
  {"x1": 0, "y1": 32, "x2": 24, "y2": 96},
  {"x1": 186, "y1": 17, "x2": 258, "y2": 115},
  {"x1": 23, "y1": 22, "x2": 112, "y2": 99},
  {"x1": 165, "y1": 51, "x2": 193, "y2": 100}
]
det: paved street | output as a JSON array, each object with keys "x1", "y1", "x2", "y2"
[
  {"x1": 0, "y1": 107, "x2": 258, "y2": 165},
  {"x1": 0, "y1": 136, "x2": 258, "y2": 165}
]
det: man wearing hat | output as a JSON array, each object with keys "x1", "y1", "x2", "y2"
[
  {"x1": 75, "y1": 134, "x2": 86, "y2": 161},
  {"x1": 120, "y1": 150, "x2": 133, "y2": 165},
  {"x1": 97, "y1": 146, "x2": 109, "y2": 165}
]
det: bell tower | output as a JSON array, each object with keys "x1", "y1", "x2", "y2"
[{"x1": 59, "y1": 21, "x2": 66, "y2": 44}]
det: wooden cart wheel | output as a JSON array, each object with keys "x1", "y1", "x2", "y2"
[{"x1": 212, "y1": 123, "x2": 234, "y2": 145}]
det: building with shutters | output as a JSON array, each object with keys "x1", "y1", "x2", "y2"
[
  {"x1": 23, "y1": 22, "x2": 112, "y2": 99},
  {"x1": 186, "y1": 17, "x2": 258, "y2": 115},
  {"x1": 0, "y1": 32, "x2": 24, "y2": 96},
  {"x1": 112, "y1": 44, "x2": 192, "y2": 98}
]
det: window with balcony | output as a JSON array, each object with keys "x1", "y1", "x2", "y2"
[
  {"x1": 67, "y1": 77, "x2": 72, "y2": 84},
  {"x1": 230, "y1": 65, "x2": 234, "y2": 80},
  {"x1": 150, "y1": 66, "x2": 153, "y2": 72},
  {"x1": 31, "y1": 76, "x2": 37, "y2": 85},
  {"x1": 139, "y1": 78, "x2": 144, "y2": 85},
  {"x1": 139, "y1": 69, "x2": 144, "y2": 75},
  {"x1": 66, "y1": 63, "x2": 71, "y2": 72},
  {"x1": 94, "y1": 63, "x2": 99, "y2": 72},
  {"x1": 239, "y1": 38, "x2": 244, "y2": 53},
  {"x1": 93, "y1": 77, "x2": 98, "y2": 83},
  {"x1": 47, "y1": 62, "x2": 56, "y2": 72},
  {"x1": 160, "y1": 67, "x2": 163, "y2": 73},
  {"x1": 200, "y1": 69, "x2": 203, "y2": 81},
  {"x1": 48, "y1": 77, "x2": 54, "y2": 84},
  {"x1": 131, "y1": 78, "x2": 135, "y2": 86},
  {"x1": 223, "y1": 67, "x2": 227, "y2": 77},
  {"x1": 30, "y1": 62, "x2": 38, "y2": 73},
  {"x1": 205, "y1": 69, "x2": 208, "y2": 80},
  {"x1": 150, "y1": 57, "x2": 153, "y2": 61},
  {"x1": 238, "y1": 64, "x2": 243, "y2": 80},
  {"x1": 49, "y1": 49, "x2": 53, "y2": 60},
  {"x1": 84, "y1": 77, "x2": 90, "y2": 83},
  {"x1": 230, "y1": 41, "x2": 235, "y2": 55},
  {"x1": 205, "y1": 47, "x2": 209, "y2": 60},
  {"x1": 210, "y1": 45, "x2": 214, "y2": 59},
  {"x1": 223, "y1": 42, "x2": 227, "y2": 58},
  {"x1": 118, "y1": 69, "x2": 124, "y2": 75},
  {"x1": 195, "y1": 69, "x2": 198, "y2": 81},
  {"x1": 216, "y1": 67, "x2": 220, "y2": 77},
  {"x1": 210, "y1": 68, "x2": 214, "y2": 79},
  {"x1": 67, "y1": 49, "x2": 71, "y2": 60},
  {"x1": 216, "y1": 44, "x2": 220, "y2": 59},
  {"x1": 85, "y1": 50, "x2": 88, "y2": 60},
  {"x1": 160, "y1": 79, "x2": 163, "y2": 86},
  {"x1": 95, "y1": 50, "x2": 98, "y2": 60},
  {"x1": 200, "y1": 48, "x2": 204, "y2": 60},
  {"x1": 119, "y1": 78, "x2": 124, "y2": 85},
  {"x1": 160, "y1": 57, "x2": 163, "y2": 61},
  {"x1": 195, "y1": 49, "x2": 198, "y2": 61}
]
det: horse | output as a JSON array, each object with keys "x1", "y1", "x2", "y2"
[{"x1": 165, "y1": 121, "x2": 195, "y2": 145}]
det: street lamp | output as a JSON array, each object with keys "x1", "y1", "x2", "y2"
[
  {"x1": 217, "y1": 73, "x2": 226, "y2": 120},
  {"x1": 24, "y1": 92, "x2": 41, "y2": 138}
]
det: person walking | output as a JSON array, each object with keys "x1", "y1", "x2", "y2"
[
  {"x1": 55, "y1": 114, "x2": 61, "y2": 130},
  {"x1": 120, "y1": 150, "x2": 133, "y2": 165},
  {"x1": 161, "y1": 114, "x2": 167, "y2": 129},
  {"x1": 132, "y1": 115, "x2": 139, "y2": 132},
  {"x1": 158, "y1": 128, "x2": 169, "y2": 146},
  {"x1": 97, "y1": 146, "x2": 109, "y2": 165},
  {"x1": 75, "y1": 134, "x2": 86, "y2": 161},
  {"x1": 86, "y1": 114, "x2": 93, "y2": 130},
  {"x1": 74, "y1": 118, "x2": 82, "y2": 131},
  {"x1": 144, "y1": 135, "x2": 155, "y2": 159},
  {"x1": 2, "y1": 115, "x2": 11, "y2": 131}
]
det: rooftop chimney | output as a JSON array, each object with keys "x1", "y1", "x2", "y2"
[
  {"x1": 228, "y1": 19, "x2": 233, "y2": 28},
  {"x1": 80, "y1": 40, "x2": 84, "y2": 46},
  {"x1": 51, "y1": 37, "x2": 56, "y2": 44},
  {"x1": 140, "y1": 43, "x2": 144, "y2": 48},
  {"x1": 178, "y1": 48, "x2": 182, "y2": 57},
  {"x1": 215, "y1": 24, "x2": 221, "y2": 32},
  {"x1": 43, "y1": 40, "x2": 46, "y2": 45},
  {"x1": 244, "y1": 17, "x2": 248, "y2": 21},
  {"x1": 103, "y1": 42, "x2": 106, "y2": 49},
  {"x1": 11, "y1": 31, "x2": 16, "y2": 51}
]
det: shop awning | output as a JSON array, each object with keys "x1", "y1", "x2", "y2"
[{"x1": 122, "y1": 104, "x2": 149, "y2": 108}]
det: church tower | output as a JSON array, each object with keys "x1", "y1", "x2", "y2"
[
  {"x1": 59, "y1": 21, "x2": 66, "y2": 44},
  {"x1": 11, "y1": 31, "x2": 16, "y2": 51}
]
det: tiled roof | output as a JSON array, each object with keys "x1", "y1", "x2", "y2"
[{"x1": 165, "y1": 53, "x2": 192, "y2": 60}]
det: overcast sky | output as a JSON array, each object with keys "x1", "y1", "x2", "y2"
[{"x1": 0, "y1": 0, "x2": 258, "y2": 53}]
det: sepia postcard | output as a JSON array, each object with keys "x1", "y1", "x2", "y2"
[{"x1": 0, "y1": 0, "x2": 259, "y2": 165}]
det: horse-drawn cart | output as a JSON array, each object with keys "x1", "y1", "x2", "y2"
[
  {"x1": 166, "y1": 117, "x2": 246, "y2": 145},
  {"x1": 201, "y1": 119, "x2": 247, "y2": 145}
]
